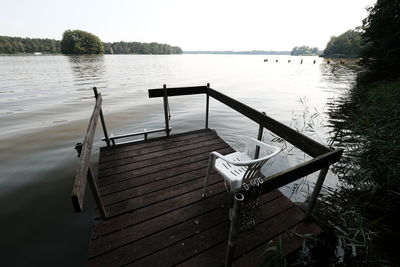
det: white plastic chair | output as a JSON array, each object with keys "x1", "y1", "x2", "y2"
[{"x1": 202, "y1": 137, "x2": 280, "y2": 197}]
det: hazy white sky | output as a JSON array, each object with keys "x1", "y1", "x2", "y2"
[{"x1": 0, "y1": 0, "x2": 376, "y2": 51}]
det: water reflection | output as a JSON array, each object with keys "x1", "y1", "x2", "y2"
[{"x1": 67, "y1": 55, "x2": 107, "y2": 88}]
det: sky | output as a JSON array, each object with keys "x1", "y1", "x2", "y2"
[{"x1": 0, "y1": 0, "x2": 376, "y2": 51}]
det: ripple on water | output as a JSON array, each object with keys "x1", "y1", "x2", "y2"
[{"x1": 0, "y1": 54, "x2": 358, "y2": 266}]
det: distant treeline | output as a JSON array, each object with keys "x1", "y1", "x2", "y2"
[
  {"x1": 103, "y1": 42, "x2": 182, "y2": 54},
  {"x1": 290, "y1": 46, "x2": 321, "y2": 56},
  {"x1": 0, "y1": 36, "x2": 60, "y2": 54},
  {"x1": 0, "y1": 35, "x2": 182, "y2": 55},
  {"x1": 184, "y1": 50, "x2": 290, "y2": 55}
]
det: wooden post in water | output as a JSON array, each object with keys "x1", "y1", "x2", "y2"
[
  {"x1": 254, "y1": 112, "x2": 266, "y2": 159},
  {"x1": 74, "y1": 143, "x2": 107, "y2": 219},
  {"x1": 225, "y1": 193, "x2": 244, "y2": 267},
  {"x1": 305, "y1": 167, "x2": 329, "y2": 220},
  {"x1": 93, "y1": 87, "x2": 110, "y2": 147},
  {"x1": 205, "y1": 83, "x2": 210, "y2": 129},
  {"x1": 163, "y1": 84, "x2": 170, "y2": 137},
  {"x1": 87, "y1": 167, "x2": 107, "y2": 219}
]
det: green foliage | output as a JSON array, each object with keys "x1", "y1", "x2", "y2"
[
  {"x1": 260, "y1": 240, "x2": 287, "y2": 267},
  {"x1": 0, "y1": 34, "x2": 182, "y2": 55},
  {"x1": 326, "y1": 78, "x2": 400, "y2": 265},
  {"x1": 361, "y1": 0, "x2": 400, "y2": 77},
  {"x1": 0, "y1": 36, "x2": 60, "y2": 54},
  {"x1": 61, "y1": 30, "x2": 104, "y2": 54},
  {"x1": 103, "y1": 41, "x2": 182, "y2": 54},
  {"x1": 323, "y1": 30, "x2": 362, "y2": 58},
  {"x1": 290, "y1": 46, "x2": 319, "y2": 56}
]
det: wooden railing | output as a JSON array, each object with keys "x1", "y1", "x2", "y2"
[
  {"x1": 71, "y1": 87, "x2": 107, "y2": 219},
  {"x1": 149, "y1": 84, "x2": 343, "y2": 267},
  {"x1": 72, "y1": 84, "x2": 342, "y2": 225},
  {"x1": 148, "y1": 84, "x2": 343, "y2": 218}
]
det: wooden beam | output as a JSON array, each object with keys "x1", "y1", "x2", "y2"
[
  {"x1": 305, "y1": 167, "x2": 329, "y2": 219},
  {"x1": 207, "y1": 88, "x2": 330, "y2": 157},
  {"x1": 256, "y1": 149, "x2": 343, "y2": 195},
  {"x1": 87, "y1": 166, "x2": 107, "y2": 219},
  {"x1": 147, "y1": 86, "x2": 330, "y2": 157},
  {"x1": 148, "y1": 86, "x2": 207, "y2": 98},
  {"x1": 71, "y1": 94, "x2": 102, "y2": 212}
]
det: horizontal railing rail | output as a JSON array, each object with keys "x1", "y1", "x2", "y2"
[
  {"x1": 102, "y1": 127, "x2": 171, "y2": 145},
  {"x1": 148, "y1": 85, "x2": 330, "y2": 157},
  {"x1": 71, "y1": 87, "x2": 107, "y2": 219}
]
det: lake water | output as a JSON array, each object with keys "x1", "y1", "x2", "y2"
[{"x1": 0, "y1": 54, "x2": 357, "y2": 266}]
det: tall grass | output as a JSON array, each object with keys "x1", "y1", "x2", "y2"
[{"x1": 322, "y1": 76, "x2": 400, "y2": 265}]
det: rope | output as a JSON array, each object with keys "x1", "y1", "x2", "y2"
[
  {"x1": 238, "y1": 177, "x2": 263, "y2": 231},
  {"x1": 167, "y1": 99, "x2": 171, "y2": 121}
]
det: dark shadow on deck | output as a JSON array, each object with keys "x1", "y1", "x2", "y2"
[{"x1": 88, "y1": 129, "x2": 321, "y2": 267}]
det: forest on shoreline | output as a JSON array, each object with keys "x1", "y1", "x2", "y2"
[{"x1": 0, "y1": 35, "x2": 182, "y2": 55}]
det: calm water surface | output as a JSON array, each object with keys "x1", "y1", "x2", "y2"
[{"x1": 0, "y1": 54, "x2": 357, "y2": 266}]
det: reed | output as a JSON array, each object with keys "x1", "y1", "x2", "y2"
[{"x1": 322, "y1": 76, "x2": 400, "y2": 265}]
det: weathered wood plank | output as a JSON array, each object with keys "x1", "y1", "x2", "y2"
[
  {"x1": 104, "y1": 173, "x2": 223, "y2": 217},
  {"x1": 148, "y1": 85, "x2": 207, "y2": 98},
  {"x1": 99, "y1": 133, "x2": 220, "y2": 165},
  {"x1": 89, "y1": 207, "x2": 229, "y2": 266},
  {"x1": 150, "y1": 199, "x2": 301, "y2": 267},
  {"x1": 99, "y1": 137, "x2": 225, "y2": 174},
  {"x1": 92, "y1": 182, "x2": 226, "y2": 236},
  {"x1": 99, "y1": 160, "x2": 212, "y2": 196},
  {"x1": 127, "y1": 221, "x2": 230, "y2": 267},
  {"x1": 90, "y1": 193, "x2": 228, "y2": 258},
  {"x1": 100, "y1": 128, "x2": 212, "y2": 155},
  {"x1": 90, "y1": 190, "x2": 283, "y2": 259},
  {"x1": 98, "y1": 146, "x2": 233, "y2": 186},
  {"x1": 71, "y1": 94, "x2": 102, "y2": 212},
  {"x1": 103, "y1": 169, "x2": 217, "y2": 208},
  {"x1": 176, "y1": 205, "x2": 305, "y2": 267},
  {"x1": 101, "y1": 167, "x2": 214, "y2": 205}
]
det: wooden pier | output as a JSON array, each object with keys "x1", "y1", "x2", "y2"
[
  {"x1": 71, "y1": 85, "x2": 343, "y2": 266},
  {"x1": 87, "y1": 129, "x2": 321, "y2": 266}
]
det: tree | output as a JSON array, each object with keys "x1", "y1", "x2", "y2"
[
  {"x1": 101, "y1": 41, "x2": 182, "y2": 55},
  {"x1": 361, "y1": 0, "x2": 400, "y2": 77},
  {"x1": 290, "y1": 45, "x2": 320, "y2": 56},
  {"x1": 60, "y1": 30, "x2": 104, "y2": 54},
  {"x1": 323, "y1": 30, "x2": 362, "y2": 58}
]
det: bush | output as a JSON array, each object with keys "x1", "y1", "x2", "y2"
[{"x1": 61, "y1": 30, "x2": 104, "y2": 54}]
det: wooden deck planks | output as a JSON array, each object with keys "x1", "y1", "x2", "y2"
[{"x1": 88, "y1": 129, "x2": 322, "y2": 267}]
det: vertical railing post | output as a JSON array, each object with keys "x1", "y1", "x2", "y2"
[
  {"x1": 93, "y1": 87, "x2": 110, "y2": 147},
  {"x1": 305, "y1": 167, "x2": 329, "y2": 220},
  {"x1": 163, "y1": 84, "x2": 170, "y2": 137},
  {"x1": 254, "y1": 112, "x2": 266, "y2": 159},
  {"x1": 205, "y1": 83, "x2": 210, "y2": 129},
  {"x1": 225, "y1": 193, "x2": 244, "y2": 267}
]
